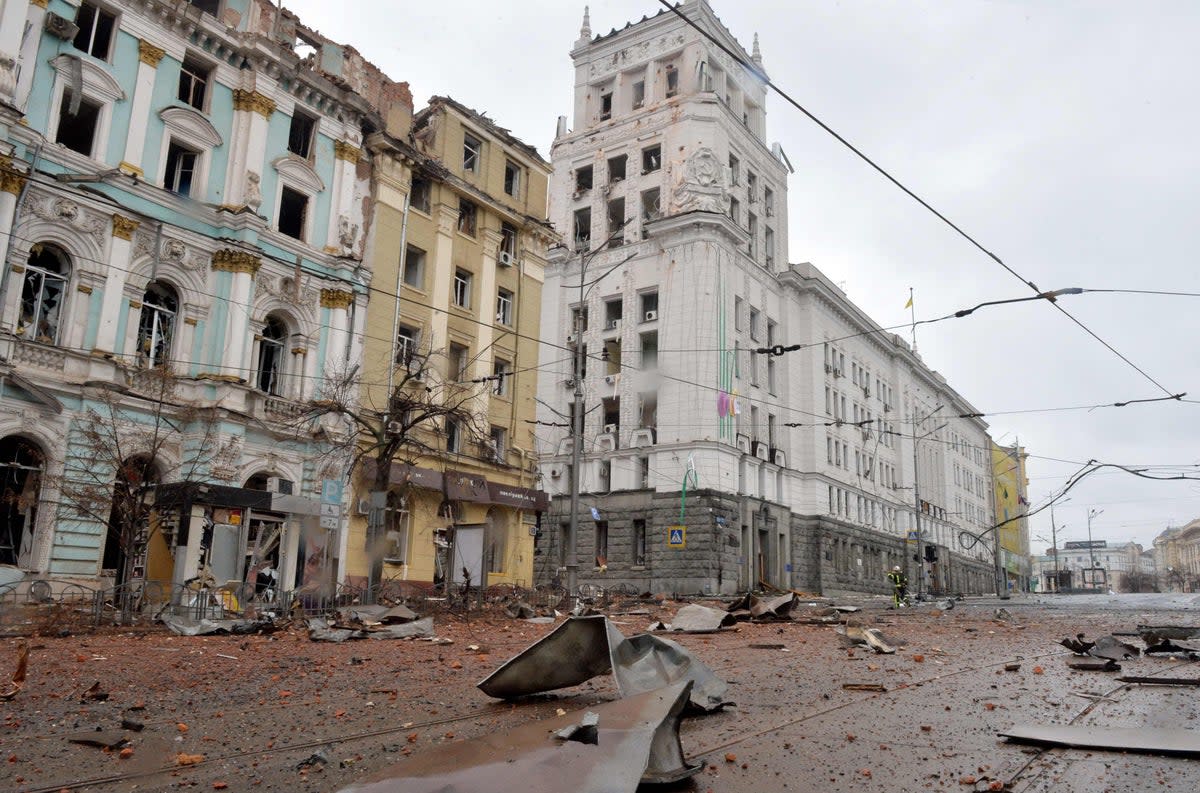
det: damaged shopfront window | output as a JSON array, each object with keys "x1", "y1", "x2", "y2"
[{"x1": 18, "y1": 245, "x2": 69, "y2": 344}]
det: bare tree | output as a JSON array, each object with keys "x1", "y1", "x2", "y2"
[
  {"x1": 305, "y1": 346, "x2": 492, "y2": 601},
  {"x1": 55, "y1": 367, "x2": 221, "y2": 617}
]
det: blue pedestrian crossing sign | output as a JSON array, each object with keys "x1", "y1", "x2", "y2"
[
  {"x1": 668, "y1": 525, "x2": 686, "y2": 549},
  {"x1": 906, "y1": 530, "x2": 919, "y2": 545}
]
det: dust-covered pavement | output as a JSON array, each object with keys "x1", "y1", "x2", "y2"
[{"x1": 2, "y1": 594, "x2": 1199, "y2": 792}]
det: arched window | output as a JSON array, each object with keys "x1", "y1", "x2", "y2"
[
  {"x1": 0, "y1": 436, "x2": 44, "y2": 568},
  {"x1": 18, "y1": 245, "x2": 70, "y2": 344},
  {"x1": 256, "y1": 315, "x2": 287, "y2": 394},
  {"x1": 137, "y1": 282, "x2": 178, "y2": 368}
]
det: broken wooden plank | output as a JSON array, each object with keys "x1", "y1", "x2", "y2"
[
  {"x1": 842, "y1": 683, "x2": 887, "y2": 692},
  {"x1": 1000, "y1": 725, "x2": 1200, "y2": 756},
  {"x1": 1117, "y1": 676, "x2": 1200, "y2": 687}
]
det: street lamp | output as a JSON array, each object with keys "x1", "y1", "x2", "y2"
[
  {"x1": 1086, "y1": 507, "x2": 1104, "y2": 591},
  {"x1": 910, "y1": 405, "x2": 945, "y2": 599},
  {"x1": 1050, "y1": 497, "x2": 1069, "y2": 593}
]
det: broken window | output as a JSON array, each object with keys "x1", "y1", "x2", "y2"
[
  {"x1": 496, "y1": 288, "x2": 513, "y2": 326},
  {"x1": 640, "y1": 331, "x2": 658, "y2": 369},
  {"x1": 410, "y1": 175, "x2": 431, "y2": 213},
  {"x1": 631, "y1": 519, "x2": 646, "y2": 565},
  {"x1": 747, "y1": 171, "x2": 757, "y2": 202},
  {"x1": 606, "y1": 197, "x2": 625, "y2": 246},
  {"x1": 18, "y1": 245, "x2": 69, "y2": 345},
  {"x1": 642, "y1": 145, "x2": 661, "y2": 173},
  {"x1": 187, "y1": 1, "x2": 221, "y2": 15},
  {"x1": 463, "y1": 133, "x2": 481, "y2": 173},
  {"x1": 574, "y1": 207, "x2": 592, "y2": 252},
  {"x1": 56, "y1": 91, "x2": 101, "y2": 157},
  {"x1": 287, "y1": 111, "x2": 317, "y2": 159},
  {"x1": 641, "y1": 188, "x2": 661, "y2": 222},
  {"x1": 488, "y1": 428, "x2": 507, "y2": 465},
  {"x1": 164, "y1": 141, "x2": 198, "y2": 197},
  {"x1": 748, "y1": 212, "x2": 757, "y2": 257},
  {"x1": 729, "y1": 197, "x2": 740, "y2": 225},
  {"x1": 594, "y1": 521, "x2": 608, "y2": 566},
  {"x1": 608, "y1": 154, "x2": 626, "y2": 183},
  {"x1": 453, "y1": 269, "x2": 472, "y2": 308},
  {"x1": 665, "y1": 63, "x2": 678, "y2": 97},
  {"x1": 640, "y1": 292, "x2": 658, "y2": 321},
  {"x1": 449, "y1": 342, "x2": 470, "y2": 382},
  {"x1": 500, "y1": 222, "x2": 517, "y2": 261},
  {"x1": 278, "y1": 186, "x2": 308, "y2": 240},
  {"x1": 631, "y1": 80, "x2": 645, "y2": 109},
  {"x1": 575, "y1": 164, "x2": 593, "y2": 193},
  {"x1": 395, "y1": 324, "x2": 419, "y2": 367},
  {"x1": 457, "y1": 198, "x2": 478, "y2": 236},
  {"x1": 504, "y1": 160, "x2": 521, "y2": 197},
  {"x1": 256, "y1": 315, "x2": 287, "y2": 394},
  {"x1": 729, "y1": 153, "x2": 740, "y2": 185},
  {"x1": 402, "y1": 244, "x2": 425, "y2": 289},
  {"x1": 599, "y1": 90, "x2": 613, "y2": 121},
  {"x1": 137, "y1": 281, "x2": 178, "y2": 368},
  {"x1": 178, "y1": 55, "x2": 211, "y2": 111},
  {"x1": 764, "y1": 186, "x2": 775, "y2": 217},
  {"x1": 492, "y1": 357, "x2": 511, "y2": 397},
  {"x1": 73, "y1": 2, "x2": 115, "y2": 60},
  {"x1": 764, "y1": 227, "x2": 775, "y2": 271},
  {"x1": 446, "y1": 419, "x2": 462, "y2": 453},
  {"x1": 0, "y1": 436, "x2": 44, "y2": 568}
]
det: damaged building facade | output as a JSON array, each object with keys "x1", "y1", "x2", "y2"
[
  {"x1": 348, "y1": 96, "x2": 553, "y2": 590},
  {"x1": 0, "y1": 0, "x2": 409, "y2": 594},
  {"x1": 535, "y1": 1, "x2": 997, "y2": 597}
]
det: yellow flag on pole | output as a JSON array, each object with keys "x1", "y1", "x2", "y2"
[{"x1": 904, "y1": 295, "x2": 913, "y2": 309}]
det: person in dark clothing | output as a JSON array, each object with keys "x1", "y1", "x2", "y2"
[{"x1": 887, "y1": 565, "x2": 909, "y2": 608}]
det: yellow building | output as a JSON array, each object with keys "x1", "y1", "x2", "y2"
[
  {"x1": 992, "y1": 442, "x2": 1031, "y2": 590},
  {"x1": 348, "y1": 96, "x2": 554, "y2": 590}
]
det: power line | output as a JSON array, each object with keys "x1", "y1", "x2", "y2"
[{"x1": 657, "y1": 0, "x2": 1175, "y2": 398}]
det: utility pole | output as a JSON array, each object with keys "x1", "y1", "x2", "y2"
[
  {"x1": 910, "y1": 405, "x2": 944, "y2": 600},
  {"x1": 1049, "y1": 504, "x2": 1062, "y2": 593},
  {"x1": 1087, "y1": 507, "x2": 1104, "y2": 591},
  {"x1": 565, "y1": 260, "x2": 585, "y2": 597}
]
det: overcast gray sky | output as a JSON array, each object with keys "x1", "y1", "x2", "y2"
[{"x1": 286, "y1": 0, "x2": 1200, "y2": 552}]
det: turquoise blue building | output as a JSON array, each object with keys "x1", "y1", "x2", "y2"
[{"x1": 0, "y1": 0, "x2": 406, "y2": 594}]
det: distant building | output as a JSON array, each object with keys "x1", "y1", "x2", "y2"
[
  {"x1": 535, "y1": 1, "x2": 996, "y2": 597},
  {"x1": 1153, "y1": 520, "x2": 1199, "y2": 592},
  {"x1": 991, "y1": 443, "x2": 1031, "y2": 591},
  {"x1": 1042, "y1": 539, "x2": 1154, "y2": 592}
]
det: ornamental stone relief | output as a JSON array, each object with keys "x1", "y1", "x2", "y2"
[
  {"x1": 670, "y1": 146, "x2": 729, "y2": 215},
  {"x1": 133, "y1": 234, "x2": 205, "y2": 270},
  {"x1": 30, "y1": 196, "x2": 107, "y2": 239}
]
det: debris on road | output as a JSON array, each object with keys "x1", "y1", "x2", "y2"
[
  {"x1": 307, "y1": 616, "x2": 434, "y2": 642},
  {"x1": 0, "y1": 642, "x2": 28, "y2": 701},
  {"x1": 1088, "y1": 635, "x2": 1140, "y2": 661},
  {"x1": 160, "y1": 614, "x2": 272, "y2": 636},
  {"x1": 1066, "y1": 657, "x2": 1121, "y2": 672},
  {"x1": 662, "y1": 603, "x2": 736, "y2": 633},
  {"x1": 1117, "y1": 676, "x2": 1200, "y2": 686},
  {"x1": 1143, "y1": 638, "x2": 1200, "y2": 658},
  {"x1": 554, "y1": 710, "x2": 600, "y2": 744},
  {"x1": 843, "y1": 683, "x2": 888, "y2": 692},
  {"x1": 297, "y1": 745, "x2": 333, "y2": 770},
  {"x1": 726, "y1": 592, "x2": 799, "y2": 621},
  {"x1": 1137, "y1": 625, "x2": 1200, "y2": 645},
  {"x1": 477, "y1": 614, "x2": 729, "y2": 711},
  {"x1": 338, "y1": 682, "x2": 703, "y2": 793},
  {"x1": 1060, "y1": 634, "x2": 1095, "y2": 654},
  {"x1": 503, "y1": 601, "x2": 537, "y2": 619},
  {"x1": 68, "y1": 731, "x2": 129, "y2": 750},
  {"x1": 1000, "y1": 724, "x2": 1200, "y2": 756},
  {"x1": 837, "y1": 622, "x2": 901, "y2": 654}
]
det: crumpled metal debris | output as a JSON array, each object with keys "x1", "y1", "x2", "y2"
[
  {"x1": 837, "y1": 622, "x2": 901, "y2": 654},
  {"x1": 554, "y1": 710, "x2": 599, "y2": 744},
  {"x1": 725, "y1": 592, "x2": 799, "y2": 621},
  {"x1": 1001, "y1": 724, "x2": 1200, "y2": 756},
  {"x1": 796, "y1": 606, "x2": 842, "y2": 624},
  {"x1": 1066, "y1": 657, "x2": 1121, "y2": 672},
  {"x1": 1060, "y1": 634, "x2": 1095, "y2": 655},
  {"x1": 660, "y1": 603, "x2": 736, "y2": 633},
  {"x1": 935, "y1": 599, "x2": 955, "y2": 611},
  {"x1": 160, "y1": 614, "x2": 271, "y2": 636},
  {"x1": 504, "y1": 601, "x2": 537, "y2": 619},
  {"x1": 338, "y1": 681, "x2": 704, "y2": 793},
  {"x1": 307, "y1": 616, "x2": 433, "y2": 642},
  {"x1": 1143, "y1": 638, "x2": 1200, "y2": 657},
  {"x1": 477, "y1": 615, "x2": 728, "y2": 712},
  {"x1": 0, "y1": 642, "x2": 28, "y2": 701},
  {"x1": 1061, "y1": 634, "x2": 1139, "y2": 660},
  {"x1": 337, "y1": 604, "x2": 420, "y2": 625},
  {"x1": 1138, "y1": 625, "x2": 1200, "y2": 645}
]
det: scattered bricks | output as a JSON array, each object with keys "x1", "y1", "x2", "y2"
[
  {"x1": 176, "y1": 753, "x2": 204, "y2": 766},
  {"x1": 920, "y1": 725, "x2": 933, "y2": 732},
  {"x1": 1033, "y1": 666, "x2": 1044, "y2": 675},
  {"x1": 860, "y1": 769, "x2": 873, "y2": 778},
  {"x1": 912, "y1": 654, "x2": 925, "y2": 663},
  {"x1": 406, "y1": 733, "x2": 419, "y2": 743},
  {"x1": 118, "y1": 747, "x2": 134, "y2": 760},
  {"x1": 846, "y1": 734, "x2": 857, "y2": 742},
  {"x1": 959, "y1": 775, "x2": 977, "y2": 785},
  {"x1": 724, "y1": 753, "x2": 737, "y2": 763},
  {"x1": 984, "y1": 703, "x2": 996, "y2": 711},
  {"x1": 989, "y1": 781, "x2": 1005, "y2": 791},
  {"x1": 177, "y1": 723, "x2": 189, "y2": 732},
  {"x1": 214, "y1": 784, "x2": 229, "y2": 790},
  {"x1": 450, "y1": 661, "x2": 463, "y2": 670}
]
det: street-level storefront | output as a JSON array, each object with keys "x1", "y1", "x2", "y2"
[
  {"x1": 151, "y1": 483, "x2": 325, "y2": 600},
  {"x1": 349, "y1": 462, "x2": 546, "y2": 589}
]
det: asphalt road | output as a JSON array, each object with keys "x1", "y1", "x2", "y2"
[{"x1": 1, "y1": 592, "x2": 1198, "y2": 792}]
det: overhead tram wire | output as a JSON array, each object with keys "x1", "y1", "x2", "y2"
[{"x1": 657, "y1": 0, "x2": 1176, "y2": 398}]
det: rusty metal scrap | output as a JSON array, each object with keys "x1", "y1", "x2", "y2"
[
  {"x1": 1000, "y1": 724, "x2": 1200, "y2": 756},
  {"x1": 477, "y1": 615, "x2": 729, "y2": 712},
  {"x1": 663, "y1": 603, "x2": 736, "y2": 633},
  {"x1": 338, "y1": 681, "x2": 703, "y2": 793},
  {"x1": 0, "y1": 642, "x2": 28, "y2": 701}
]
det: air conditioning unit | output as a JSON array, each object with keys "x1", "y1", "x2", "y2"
[
  {"x1": 266, "y1": 477, "x2": 294, "y2": 495},
  {"x1": 44, "y1": 12, "x2": 80, "y2": 40},
  {"x1": 566, "y1": 333, "x2": 578, "y2": 344},
  {"x1": 549, "y1": 467, "x2": 562, "y2": 479},
  {"x1": 833, "y1": 368, "x2": 843, "y2": 378},
  {"x1": 736, "y1": 434, "x2": 751, "y2": 454},
  {"x1": 824, "y1": 364, "x2": 832, "y2": 374},
  {"x1": 606, "y1": 319, "x2": 620, "y2": 330},
  {"x1": 355, "y1": 498, "x2": 371, "y2": 515},
  {"x1": 498, "y1": 250, "x2": 515, "y2": 267},
  {"x1": 862, "y1": 385, "x2": 870, "y2": 397},
  {"x1": 604, "y1": 423, "x2": 618, "y2": 434},
  {"x1": 644, "y1": 310, "x2": 658, "y2": 322},
  {"x1": 564, "y1": 378, "x2": 577, "y2": 389},
  {"x1": 386, "y1": 420, "x2": 404, "y2": 435},
  {"x1": 884, "y1": 404, "x2": 892, "y2": 412},
  {"x1": 604, "y1": 374, "x2": 618, "y2": 385},
  {"x1": 765, "y1": 206, "x2": 774, "y2": 217}
]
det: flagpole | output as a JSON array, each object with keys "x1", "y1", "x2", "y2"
[{"x1": 908, "y1": 287, "x2": 917, "y2": 352}]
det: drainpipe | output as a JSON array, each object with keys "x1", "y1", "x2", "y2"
[{"x1": 386, "y1": 183, "x2": 412, "y2": 397}]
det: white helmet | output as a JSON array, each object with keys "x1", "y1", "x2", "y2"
[{"x1": 893, "y1": 566, "x2": 901, "y2": 572}]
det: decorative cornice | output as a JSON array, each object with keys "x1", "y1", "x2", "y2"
[
  {"x1": 77, "y1": 285, "x2": 93, "y2": 295},
  {"x1": 291, "y1": 347, "x2": 308, "y2": 356},
  {"x1": 138, "y1": 40, "x2": 166, "y2": 68},
  {"x1": 334, "y1": 141, "x2": 363, "y2": 164},
  {"x1": 128, "y1": 300, "x2": 143, "y2": 310},
  {"x1": 184, "y1": 317, "x2": 198, "y2": 326},
  {"x1": 233, "y1": 89, "x2": 276, "y2": 119},
  {"x1": 112, "y1": 214, "x2": 139, "y2": 241},
  {"x1": 0, "y1": 168, "x2": 25, "y2": 195},
  {"x1": 319, "y1": 288, "x2": 354, "y2": 310},
  {"x1": 211, "y1": 248, "x2": 263, "y2": 275}
]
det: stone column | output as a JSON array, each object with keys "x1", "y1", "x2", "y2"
[
  {"x1": 320, "y1": 287, "x2": 354, "y2": 373},
  {"x1": 0, "y1": 157, "x2": 24, "y2": 253},
  {"x1": 119, "y1": 41, "x2": 165, "y2": 177},
  {"x1": 224, "y1": 88, "x2": 276, "y2": 210},
  {"x1": 211, "y1": 249, "x2": 262, "y2": 381},
  {"x1": 327, "y1": 141, "x2": 362, "y2": 255},
  {"x1": 94, "y1": 215, "x2": 140, "y2": 355},
  {"x1": 428, "y1": 205, "x2": 457, "y2": 349}
]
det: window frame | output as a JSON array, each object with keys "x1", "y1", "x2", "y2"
[
  {"x1": 492, "y1": 357, "x2": 511, "y2": 397},
  {"x1": 177, "y1": 54, "x2": 212, "y2": 112},
  {"x1": 287, "y1": 110, "x2": 318, "y2": 160},
  {"x1": 452, "y1": 268, "x2": 472, "y2": 309},
  {"x1": 54, "y1": 90, "x2": 104, "y2": 158},
  {"x1": 395, "y1": 324, "x2": 420, "y2": 367},
  {"x1": 410, "y1": 175, "x2": 432, "y2": 213},
  {"x1": 457, "y1": 198, "x2": 478, "y2": 236},
  {"x1": 17, "y1": 245, "x2": 71, "y2": 346},
  {"x1": 256, "y1": 315, "x2": 288, "y2": 395},
  {"x1": 276, "y1": 184, "x2": 311, "y2": 241},
  {"x1": 163, "y1": 140, "x2": 200, "y2": 197},
  {"x1": 495, "y1": 288, "x2": 514, "y2": 326},
  {"x1": 402, "y1": 244, "x2": 426, "y2": 290},
  {"x1": 641, "y1": 144, "x2": 661, "y2": 174},
  {"x1": 503, "y1": 159, "x2": 521, "y2": 197},
  {"x1": 136, "y1": 281, "x2": 179, "y2": 368},
  {"x1": 462, "y1": 133, "x2": 482, "y2": 174},
  {"x1": 73, "y1": 2, "x2": 117, "y2": 62}
]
